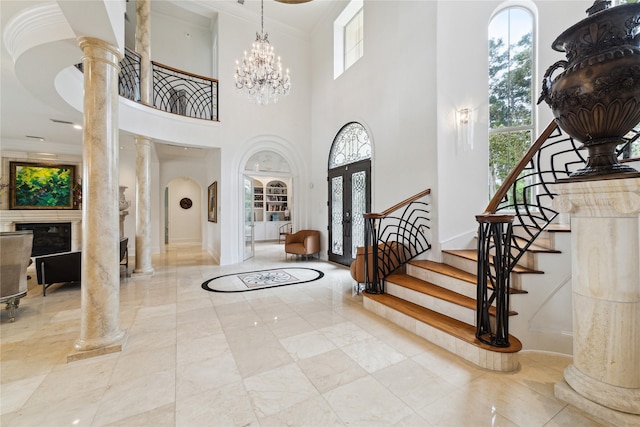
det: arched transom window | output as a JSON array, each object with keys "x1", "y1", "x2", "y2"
[{"x1": 328, "y1": 122, "x2": 371, "y2": 168}]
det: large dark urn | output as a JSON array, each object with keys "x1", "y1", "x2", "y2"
[{"x1": 538, "y1": 0, "x2": 640, "y2": 179}]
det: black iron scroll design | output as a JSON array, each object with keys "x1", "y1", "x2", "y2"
[
  {"x1": 476, "y1": 122, "x2": 581, "y2": 347},
  {"x1": 119, "y1": 48, "x2": 141, "y2": 102},
  {"x1": 476, "y1": 120, "x2": 640, "y2": 347},
  {"x1": 152, "y1": 61, "x2": 218, "y2": 121},
  {"x1": 76, "y1": 48, "x2": 218, "y2": 121},
  {"x1": 363, "y1": 189, "x2": 432, "y2": 295}
]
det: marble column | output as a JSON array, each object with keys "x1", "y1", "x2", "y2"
[
  {"x1": 73, "y1": 37, "x2": 125, "y2": 356},
  {"x1": 134, "y1": 136, "x2": 154, "y2": 275},
  {"x1": 553, "y1": 177, "x2": 640, "y2": 426},
  {"x1": 135, "y1": 0, "x2": 151, "y2": 106}
]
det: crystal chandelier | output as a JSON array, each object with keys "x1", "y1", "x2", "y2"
[{"x1": 234, "y1": 0, "x2": 291, "y2": 105}]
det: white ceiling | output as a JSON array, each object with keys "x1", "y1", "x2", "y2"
[{"x1": 0, "y1": 0, "x2": 339, "y2": 159}]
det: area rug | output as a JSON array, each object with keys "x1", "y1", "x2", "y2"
[{"x1": 202, "y1": 267, "x2": 324, "y2": 293}]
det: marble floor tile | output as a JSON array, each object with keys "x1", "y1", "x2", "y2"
[
  {"x1": 259, "y1": 395, "x2": 344, "y2": 427},
  {"x1": 92, "y1": 369, "x2": 176, "y2": 426},
  {"x1": 243, "y1": 363, "x2": 320, "y2": 418},
  {"x1": 323, "y1": 375, "x2": 415, "y2": 426},
  {"x1": 280, "y1": 329, "x2": 337, "y2": 361},
  {"x1": 373, "y1": 358, "x2": 457, "y2": 412},
  {"x1": 0, "y1": 374, "x2": 47, "y2": 415},
  {"x1": 319, "y1": 321, "x2": 374, "y2": 348},
  {"x1": 175, "y1": 381, "x2": 258, "y2": 427},
  {"x1": 0, "y1": 242, "x2": 609, "y2": 427},
  {"x1": 297, "y1": 348, "x2": 368, "y2": 393},
  {"x1": 341, "y1": 336, "x2": 406, "y2": 373}
]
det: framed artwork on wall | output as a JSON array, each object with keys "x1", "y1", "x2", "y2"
[
  {"x1": 9, "y1": 161, "x2": 76, "y2": 209},
  {"x1": 208, "y1": 181, "x2": 217, "y2": 223}
]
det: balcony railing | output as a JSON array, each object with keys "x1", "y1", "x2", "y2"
[
  {"x1": 151, "y1": 61, "x2": 218, "y2": 121},
  {"x1": 77, "y1": 47, "x2": 218, "y2": 121}
]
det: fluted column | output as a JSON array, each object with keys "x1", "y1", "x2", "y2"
[
  {"x1": 553, "y1": 178, "x2": 640, "y2": 426},
  {"x1": 135, "y1": 0, "x2": 151, "y2": 105},
  {"x1": 134, "y1": 136, "x2": 154, "y2": 275},
  {"x1": 74, "y1": 37, "x2": 125, "y2": 353}
]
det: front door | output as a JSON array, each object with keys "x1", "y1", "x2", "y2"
[{"x1": 328, "y1": 159, "x2": 371, "y2": 266}]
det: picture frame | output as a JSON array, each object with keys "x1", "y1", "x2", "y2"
[
  {"x1": 208, "y1": 181, "x2": 217, "y2": 223},
  {"x1": 9, "y1": 161, "x2": 76, "y2": 209}
]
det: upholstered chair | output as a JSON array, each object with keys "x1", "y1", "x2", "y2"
[
  {"x1": 284, "y1": 230, "x2": 320, "y2": 259},
  {"x1": 0, "y1": 231, "x2": 33, "y2": 322}
]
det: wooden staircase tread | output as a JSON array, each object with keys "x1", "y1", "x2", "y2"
[
  {"x1": 406, "y1": 260, "x2": 528, "y2": 295},
  {"x1": 511, "y1": 236, "x2": 561, "y2": 253},
  {"x1": 387, "y1": 273, "x2": 517, "y2": 316},
  {"x1": 443, "y1": 249, "x2": 544, "y2": 274},
  {"x1": 544, "y1": 223, "x2": 571, "y2": 232},
  {"x1": 364, "y1": 293, "x2": 522, "y2": 353},
  {"x1": 408, "y1": 260, "x2": 476, "y2": 284}
]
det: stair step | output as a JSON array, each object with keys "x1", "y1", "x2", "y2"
[
  {"x1": 409, "y1": 259, "x2": 476, "y2": 284},
  {"x1": 363, "y1": 293, "x2": 521, "y2": 371},
  {"x1": 387, "y1": 273, "x2": 518, "y2": 317},
  {"x1": 513, "y1": 236, "x2": 561, "y2": 254},
  {"x1": 544, "y1": 223, "x2": 571, "y2": 232},
  {"x1": 407, "y1": 260, "x2": 527, "y2": 295},
  {"x1": 443, "y1": 249, "x2": 544, "y2": 274}
]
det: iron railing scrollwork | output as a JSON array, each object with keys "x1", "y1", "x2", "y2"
[
  {"x1": 363, "y1": 189, "x2": 432, "y2": 294},
  {"x1": 76, "y1": 48, "x2": 218, "y2": 121},
  {"x1": 119, "y1": 48, "x2": 141, "y2": 102},
  {"x1": 152, "y1": 61, "x2": 218, "y2": 121},
  {"x1": 476, "y1": 121, "x2": 640, "y2": 347}
]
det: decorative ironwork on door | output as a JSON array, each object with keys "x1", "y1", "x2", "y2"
[{"x1": 328, "y1": 123, "x2": 371, "y2": 266}]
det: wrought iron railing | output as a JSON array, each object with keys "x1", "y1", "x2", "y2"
[
  {"x1": 76, "y1": 48, "x2": 218, "y2": 121},
  {"x1": 119, "y1": 48, "x2": 141, "y2": 102},
  {"x1": 151, "y1": 61, "x2": 218, "y2": 121},
  {"x1": 363, "y1": 189, "x2": 432, "y2": 294},
  {"x1": 476, "y1": 121, "x2": 640, "y2": 347}
]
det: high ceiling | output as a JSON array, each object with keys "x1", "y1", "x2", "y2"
[{"x1": 0, "y1": 0, "x2": 339, "y2": 158}]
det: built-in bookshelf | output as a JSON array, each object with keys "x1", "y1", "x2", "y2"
[
  {"x1": 250, "y1": 178, "x2": 291, "y2": 241},
  {"x1": 253, "y1": 183, "x2": 264, "y2": 222},
  {"x1": 265, "y1": 180, "x2": 288, "y2": 221}
]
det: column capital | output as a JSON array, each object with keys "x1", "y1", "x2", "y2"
[
  {"x1": 78, "y1": 36, "x2": 122, "y2": 64},
  {"x1": 553, "y1": 177, "x2": 640, "y2": 216}
]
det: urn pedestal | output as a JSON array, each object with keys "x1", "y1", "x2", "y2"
[{"x1": 553, "y1": 178, "x2": 640, "y2": 426}]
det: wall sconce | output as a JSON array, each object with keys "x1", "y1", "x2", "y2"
[{"x1": 455, "y1": 107, "x2": 474, "y2": 152}]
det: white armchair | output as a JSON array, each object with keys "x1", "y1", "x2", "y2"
[{"x1": 0, "y1": 231, "x2": 33, "y2": 322}]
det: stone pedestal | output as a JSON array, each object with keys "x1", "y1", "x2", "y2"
[{"x1": 553, "y1": 177, "x2": 640, "y2": 426}]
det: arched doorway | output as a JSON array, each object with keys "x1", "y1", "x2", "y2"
[
  {"x1": 328, "y1": 122, "x2": 372, "y2": 266},
  {"x1": 243, "y1": 150, "x2": 292, "y2": 260}
]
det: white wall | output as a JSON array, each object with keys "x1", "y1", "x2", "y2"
[
  {"x1": 434, "y1": 0, "x2": 593, "y2": 254},
  {"x1": 310, "y1": 1, "x2": 439, "y2": 258},
  {"x1": 167, "y1": 177, "x2": 201, "y2": 243},
  {"x1": 150, "y1": 1, "x2": 214, "y2": 78}
]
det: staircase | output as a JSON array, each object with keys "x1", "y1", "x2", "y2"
[{"x1": 363, "y1": 224, "x2": 572, "y2": 372}]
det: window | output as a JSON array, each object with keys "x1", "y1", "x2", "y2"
[
  {"x1": 344, "y1": 7, "x2": 363, "y2": 71},
  {"x1": 488, "y1": 6, "x2": 534, "y2": 199},
  {"x1": 334, "y1": 0, "x2": 364, "y2": 79}
]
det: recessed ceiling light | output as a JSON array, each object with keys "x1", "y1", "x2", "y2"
[{"x1": 73, "y1": 124, "x2": 82, "y2": 130}]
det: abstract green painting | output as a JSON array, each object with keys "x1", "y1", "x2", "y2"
[{"x1": 10, "y1": 162, "x2": 75, "y2": 209}]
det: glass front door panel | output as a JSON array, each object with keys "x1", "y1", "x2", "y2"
[
  {"x1": 331, "y1": 176, "x2": 344, "y2": 256},
  {"x1": 351, "y1": 170, "x2": 366, "y2": 256}
]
